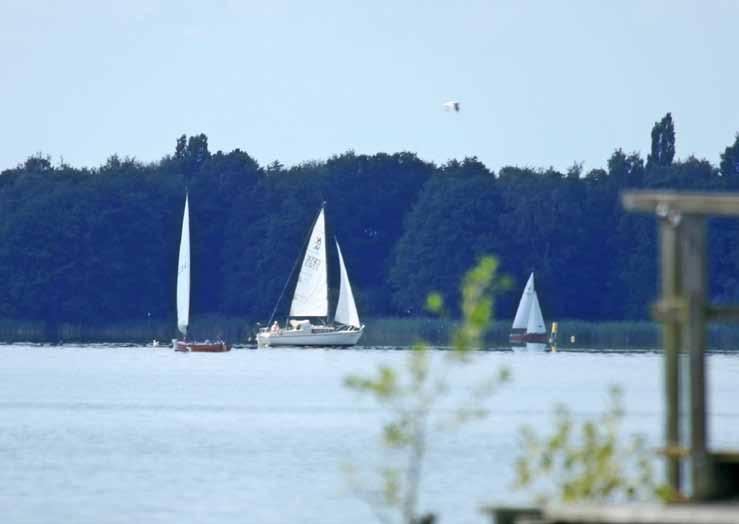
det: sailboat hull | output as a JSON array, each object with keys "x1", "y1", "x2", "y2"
[
  {"x1": 511, "y1": 332, "x2": 548, "y2": 350},
  {"x1": 524, "y1": 333, "x2": 547, "y2": 343},
  {"x1": 509, "y1": 328, "x2": 526, "y2": 345},
  {"x1": 257, "y1": 326, "x2": 364, "y2": 348},
  {"x1": 174, "y1": 340, "x2": 231, "y2": 352}
]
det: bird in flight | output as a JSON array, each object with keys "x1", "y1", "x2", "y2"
[{"x1": 442, "y1": 100, "x2": 460, "y2": 112}]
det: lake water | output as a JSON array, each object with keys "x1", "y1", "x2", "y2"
[{"x1": 2, "y1": 345, "x2": 739, "y2": 524}]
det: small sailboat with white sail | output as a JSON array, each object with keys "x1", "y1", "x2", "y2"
[
  {"x1": 173, "y1": 195, "x2": 230, "y2": 353},
  {"x1": 256, "y1": 204, "x2": 364, "y2": 348},
  {"x1": 509, "y1": 272, "x2": 547, "y2": 350}
]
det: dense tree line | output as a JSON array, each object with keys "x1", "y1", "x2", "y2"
[{"x1": 1, "y1": 116, "x2": 738, "y2": 329}]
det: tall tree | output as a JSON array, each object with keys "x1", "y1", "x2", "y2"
[
  {"x1": 0, "y1": 120, "x2": 737, "y2": 331},
  {"x1": 720, "y1": 133, "x2": 739, "y2": 180},
  {"x1": 390, "y1": 158, "x2": 497, "y2": 315},
  {"x1": 647, "y1": 112, "x2": 675, "y2": 170},
  {"x1": 172, "y1": 133, "x2": 211, "y2": 179}
]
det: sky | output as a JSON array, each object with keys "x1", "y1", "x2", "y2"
[{"x1": 1, "y1": 0, "x2": 737, "y2": 174}]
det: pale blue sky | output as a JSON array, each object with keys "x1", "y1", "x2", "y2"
[{"x1": 1, "y1": 1, "x2": 736, "y2": 173}]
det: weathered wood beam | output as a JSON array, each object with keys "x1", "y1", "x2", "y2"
[
  {"x1": 651, "y1": 299, "x2": 688, "y2": 323},
  {"x1": 655, "y1": 304, "x2": 739, "y2": 324},
  {"x1": 623, "y1": 191, "x2": 739, "y2": 217},
  {"x1": 705, "y1": 306, "x2": 739, "y2": 323}
]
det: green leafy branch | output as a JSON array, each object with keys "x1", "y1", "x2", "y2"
[
  {"x1": 513, "y1": 385, "x2": 672, "y2": 505},
  {"x1": 344, "y1": 256, "x2": 510, "y2": 524}
]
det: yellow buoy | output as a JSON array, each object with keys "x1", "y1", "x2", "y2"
[{"x1": 549, "y1": 322, "x2": 558, "y2": 352}]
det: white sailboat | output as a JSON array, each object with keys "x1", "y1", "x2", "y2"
[
  {"x1": 509, "y1": 272, "x2": 547, "y2": 350},
  {"x1": 256, "y1": 205, "x2": 365, "y2": 347},
  {"x1": 509, "y1": 273, "x2": 534, "y2": 345},
  {"x1": 173, "y1": 195, "x2": 230, "y2": 353}
]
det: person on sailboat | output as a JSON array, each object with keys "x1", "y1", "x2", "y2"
[{"x1": 271, "y1": 321, "x2": 280, "y2": 333}]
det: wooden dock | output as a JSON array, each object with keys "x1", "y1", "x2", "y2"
[
  {"x1": 545, "y1": 503, "x2": 739, "y2": 524},
  {"x1": 490, "y1": 192, "x2": 739, "y2": 524}
]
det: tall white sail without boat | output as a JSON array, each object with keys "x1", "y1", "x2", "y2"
[
  {"x1": 334, "y1": 241, "x2": 360, "y2": 328},
  {"x1": 176, "y1": 195, "x2": 191, "y2": 337},
  {"x1": 289, "y1": 208, "x2": 328, "y2": 318}
]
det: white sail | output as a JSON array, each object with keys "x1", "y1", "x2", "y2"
[
  {"x1": 289, "y1": 208, "x2": 328, "y2": 318},
  {"x1": 526, "y1": 290, "x2": 546, "y2": 335},
  {"x1": 334, "y1": 241, "x2": 360, "y2": 328},
  {"x1": 512, "y1": 273, "x2": 535, "y2": 329},
  {"x1": 176, "y1": 195, "x2": 191, "y2": 336}
]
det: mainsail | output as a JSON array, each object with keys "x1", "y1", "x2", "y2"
[
  {"x1": 289, "y1": 208, "x2": 329, "y2": 318},
  {"x1": 526, "y1": 290, "x2": 546, "y2": 336},
  {"x1": 334, "y1": 241, "x2": 360, "y2": 328},
  {"x1": 176, "y1": 195, "x2": 191, "y2": 336},
  {"x1": 512, "y1": 273, "x2": 535, "y2": 330}
]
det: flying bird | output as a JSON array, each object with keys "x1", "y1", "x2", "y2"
[{"x1": 442, "y1": 100, "x2": 460, "y2": 112}]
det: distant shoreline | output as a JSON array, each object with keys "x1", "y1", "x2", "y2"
[{"x1": 0, "y1": 316, "x2": 738, "y2": 351}]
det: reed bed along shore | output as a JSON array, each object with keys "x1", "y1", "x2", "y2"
[
  {"x1": 1, "y1": 316, "x2": 739, "y2": 351},
  {"x1": 0, "y1": 315, "x2": 252, "y2": 345},
  {"x1": 361, "y1": 318, "x2": 664, "y2": 350}
]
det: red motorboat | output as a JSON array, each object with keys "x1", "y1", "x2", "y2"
[{"x1": 174, "y1": 340, "x2": 231, "y2": 353}]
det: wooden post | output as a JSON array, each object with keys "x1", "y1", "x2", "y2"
[
  {"x1": 659, "y1": 217, "x2": 681, "y2": 491},
  {"x1": 679, "y1": 216, "x2": 710, "y2": 500}
]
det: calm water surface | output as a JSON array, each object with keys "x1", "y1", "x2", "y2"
[{"x1": 1, "y1": 345, "x2": 739, "y2": 524}]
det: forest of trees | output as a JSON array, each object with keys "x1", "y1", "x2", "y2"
[{"x1": 1, "y1": 114, "x2": 738, "y2": 333}]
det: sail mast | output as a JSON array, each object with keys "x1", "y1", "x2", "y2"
[{"x1": 323, "y1": 202, "x2": 329, "y2": 324}]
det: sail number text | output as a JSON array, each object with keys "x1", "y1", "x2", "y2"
[{"x1": 304, "y1": 255, "x2": 321, "y2": 270}]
